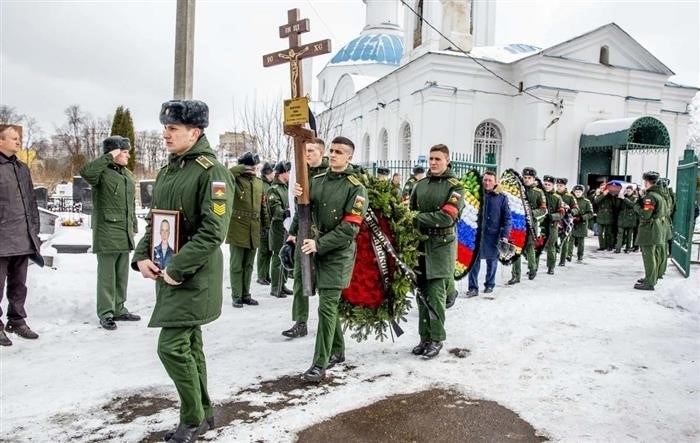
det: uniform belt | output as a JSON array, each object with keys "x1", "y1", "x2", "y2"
[
  {"x1": 232, "y1": 209, "x2": 259, "y2": 219},
  {"x1": 421, "y1": 226, "x2": 454, "y2": 236}
]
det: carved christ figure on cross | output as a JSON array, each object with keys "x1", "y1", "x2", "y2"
[{"x1": 277, "y1": 46, "x2": 310, "y2": 99}]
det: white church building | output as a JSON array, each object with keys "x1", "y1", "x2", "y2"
[{"x1": 314, "y1": 0, "x2": 698, "y2": 186}]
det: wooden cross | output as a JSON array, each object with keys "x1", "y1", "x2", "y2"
[{"x1": 262, "y1": 8, "x2": 331, "y2": 297}]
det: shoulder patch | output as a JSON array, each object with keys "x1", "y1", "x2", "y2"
[
  {"x1": 196, "y1": 155, "x2": 214, "y2": 170},
  {"x1": 347, "y1": 175, "x2": 361, "y2": 186},
  {"x1": 448, "y1": 177, "x2": 460, "y2": 186},
  {"x1": 211, "y1": 181, "x2": 227, "y2": 200}
]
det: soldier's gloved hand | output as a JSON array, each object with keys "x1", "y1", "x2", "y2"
[
  {"x1": 162, "y1": 269, "x2": 182, "y2": 286},
  {"x1": 283, "y1": 209, "x2": 291, "y2": 219},
  {"x1": 137, "y1": 259, "x2": 161, "y2": 280}
]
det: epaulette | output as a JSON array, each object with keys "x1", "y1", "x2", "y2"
[
  {"x1": 534, "y1": 187, "x2": 544, "y2": 193},
  {"x1": 313, "y1": 172, "x2": 327, "y2": 179},
  {"x1": 347, "y1": 175, "x2": 361, "y2": 187},
  {"x1": 195, "y1": 155, "x2": 214, "y2": 170},
  {"x1": 448, "y1": 177, "x2": 460, "y2": 186}
]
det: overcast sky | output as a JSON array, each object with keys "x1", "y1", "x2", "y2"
[{"x1": 1, "y1": 0, "x2": 698, "y2": 145}]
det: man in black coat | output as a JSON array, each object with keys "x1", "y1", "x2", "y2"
[{"x1": 0, "y1": 125, "x2": 44, "y2": 346}]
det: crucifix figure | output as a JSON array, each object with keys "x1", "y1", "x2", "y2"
[{"x1": 262, "y1": 8, "x2": 331, "y2": 297}]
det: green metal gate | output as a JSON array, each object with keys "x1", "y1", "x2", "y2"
[{"x1": 671, "y1": 148, "x2": 699, "y2": 277}]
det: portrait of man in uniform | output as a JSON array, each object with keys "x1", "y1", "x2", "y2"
[{"x1": 151, "y1": 210, "x2": 178, "y2": 269}]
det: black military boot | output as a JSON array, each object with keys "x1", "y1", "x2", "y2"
[
  {"x1": 411, "y1": 339, "x2": 429, "y2": 355},
  {"x1": 547, "y1": 268, "x2": 554, "y2": 275},
  {"x1": 528, "y1": 270, "x2": 537, "y2": 280},
  {"x1": 445, "y1": 290, "x2": 458, "y2": 309},
  {"x1": 566, "y1": 256, "x2": 572, "y2": 262},
  {"x1": 576, "y1": 257, "x2": 583, "y2": 263},
  {"x1": 232, "y1": 298, "x2": 244, "y2": 308},
  {"x1": 327, "y1": 353, "x2": 345, "y2": 369},
  {"x1": 0, "y1": 330, "x2": 12, "y2": 346},
  {"x1": 282, "y1": 322, "x2": 307, "y2": 338},
  {"x1": 241, "y1": 295, "x2": 259, "y2": 306},
  {"x1": 113, "y1": 312, "x2": 141, "y2": 321},
  {"x1": 270, "y1": 288, "x2": 287, "y2": 298},
  {"x1": 302, "y1": 364, "x2": 326, "y2": 383},
  {"x1": 614, "y1": 248, "x2": 621, "y2": 253},
  {"x1": 506, "y1": 277, "x2": 520, "y2": 285},
  {"x1": 558, "y1": 259, "x2": 565, "y2": 267},
  {"x1": 164, "y1": 417, "x2": 214, "y2": 441},
  {"x1": 165, "y1": 419, "x2": 210, "y2": 443},
  {"x1": 422, "y1": 341, "x2": 443, "y2": 359},
  {"x1": 633, "y1": 282, "x2": 654, "y2": 291},
  {"x1": 281, "y1": 285, "x2": 293, "y2": 295},
  {"x1": 256, "y1": 277, "x2": 270, "y2": 286},
  {"x1": 99, "y1": 318, "x2": 117, "y2": 330}
]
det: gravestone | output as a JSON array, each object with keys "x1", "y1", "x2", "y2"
[
  {"x1": 140, "y1": 180, "x2": 156, "y2": 209},
  {"x1": 72, "y1": 176, "x2": 92, "y2": 214},
  {"x1": 33, "y1": 186, "x2": 48, "y2": 208}
]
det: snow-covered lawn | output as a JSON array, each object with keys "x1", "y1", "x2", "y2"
[{"x1": 1, "y1": 221, "x2": 698, "y2": 442}]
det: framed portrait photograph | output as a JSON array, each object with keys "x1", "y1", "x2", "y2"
[{"x1": 151, "y1": 209, "x2": 179, "y2": 269}]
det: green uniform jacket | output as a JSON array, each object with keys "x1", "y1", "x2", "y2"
[
  {"x1": 410, "y1": 168, "x2": 465, "y2": 280},
  {"x1": 617, "y1": 195, "x2": 638, "y2": 229},
  {"x1": 622, "y1": 185, "x2": 666, "y2": 246},
  {"x1": 266, "y1": 179, "x2": 289, "y2": 251},
  {"x1": 402, "y1": 176, "x2": 418, "y2": 201},
  {"x1": 542, "y1": 190, "x2": 564, "y2": 232},
  {"x1": 557, "y1": 191, "x2": 579, "y2": 216},
  {"x1": 80, "y1": 154, "x2": 137, "y2": 253},
  {"x1": 131, "y1": 136, "x2": 234, "y2": 328},
  {"x1": 593, "y1": 193, "x2": 619, "y2": 225},
  {"x1": 261, "y1": 176, "x2": 272, "y2": 240},
  {"x1": 226, "y1": 166, "x2": 268, "y2": 249},
  {"x1": 658, "y1": 186, "x2": 674, "y2": 241},
  {"x1": 289, "y1": 158, "x2": 330, "y2": 235},
  {"x1": 297, "y1": 167, "x2": 367, "y2": 289},
  {"x1": 572, "y1": 196, "x2": 594, "y2": 237},
  {"x1": 525, "y1": 185, "x2": 548, "y2": 234}
]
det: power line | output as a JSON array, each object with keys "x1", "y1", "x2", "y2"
[{"x1": 399, "y1": 0, "x2": 559, "y2": 107}]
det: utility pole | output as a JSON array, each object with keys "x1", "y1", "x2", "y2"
[{"x1": 174, "y1": 0, "x2": 195, "y2": 99}]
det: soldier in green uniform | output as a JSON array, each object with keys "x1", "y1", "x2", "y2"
[
  {"x1": 256, "y1": 162, "x2": 274, "y2": 286},
  {"x1": 593, "y1": 184, "x2": 619, "y2": 251},
  {"x1": 555, "y1": 178, "x2": 578, "y2": 267},
  {"x1": 409, "y1": 144, "x2": 465, "y2": 359},
  {"x1": 508, "y1": 167, "x2": 547, "y2": 284},
  {"x1": 619, "y1": 171, "x2": 667, "y2": 290},
  {"x1": 401, "y1": 165, "x2": 425, "y2": 204},
  {"x1": 540, "y1": 175, "x2": 564, "y2": 274},
  {"x1": 615, "y1": 185, "x2": 638, "y2": 253},
  {"x1": 570, "y1": 184, "x2": 594, "y2": 262},
  {"x1": 656, "y1": 178, "x2": 675, "y2": 279},
  {"x1": 132, "y1": 100, "x2": 233, "y2": 443},
  {"x1": 227, "y1": 151, "x2": 268, "y2": 308},
  {"x1": 282, "y1": 138, "x2": 328, "y2": 339},
  {"x1": 267, "y1": 161, "x2": 292, "y2": 298},
  {"x1": 80, "y1": 136, "x2": 139, "y2": 330},
  {"x1": 290, "y1": 136, "x2": 366, "y2": 382}
]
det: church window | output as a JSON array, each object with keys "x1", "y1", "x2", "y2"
[
  {"x1": 473, "y1": 121, "x2": 502, "y2": 167},
  {"x1": 413, "y1": 0, "x2": 423, "y2": 49},
  {"x1": 401, "y1": 123, "x2": 412, "y2": 161},
  {"x1": 379, "y1": 129, "x2": 389, "y2": 160},
  {"x1": 363, "y1": 133, "x2": 370, "y2": 162},
  {"x1": 599, "y1": 45, "x2": 610, "y2": 65}
]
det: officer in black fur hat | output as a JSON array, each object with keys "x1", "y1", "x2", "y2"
[
  {"x1": 376, "y1": 166, "x2": 390, "y2": 181},
  {"x1": 256, "y1": 162, "x2": 275, "y2": 286}
]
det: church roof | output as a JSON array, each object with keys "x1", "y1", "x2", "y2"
[
  {"x1": 469, "y1": 44, "x2": 541, "y2": 63},
  {"x1": 329, "y1": 33, "x2": 404, "y2": 66}
]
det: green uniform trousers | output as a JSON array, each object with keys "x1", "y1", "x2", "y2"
[
  {"x1": 640, "y1": 244, "x2": 665, "y2": 287},
  {"x1": 256, "y1": 235, "x2": 272, "y2": 282},
  {"x1": 543, "y1": 228, "x2": 557, "y2": 269},
  {"x1": 229, "y1": 245, "x2": 256, "y2": 299},
  {"x1": 269, "y1": 236, "x2": 286, "y2": 292},
  {"x1": 511, "y1": 235, "x2": 537, "y2": 280},
  {"x1": 616, "y1": 228, "x2": 634, "y2": 251},
  {"x1": 573, "y1": 236, "x2": 586, "y2": 260},
  {"x1": 657, "y1": 243, "x2": 668, "y2": 278},
  {"x1": 157, "y1": 326, "x2": 212, "y2": 426},
  {"x1": 291, "y1": 243, "x2": 310, "y2": 322},
  {"x1": 418, "y1": 278, "x2": 447, "y2": 342},
  {"x1": 560, "y1": 236, "x2": 574, "y2": 263},
  {"x1": 313, "y1": 288, "x2": 344, "y2": 368},
  {"x1": 96, "y1": 252, "x2": 130, "y2": 320},
  {"x1": 598, "y1": 224, "x2": 615, "y2": 249}
]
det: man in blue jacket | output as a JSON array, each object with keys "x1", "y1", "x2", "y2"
[{"x1": 466, "y1": 171, "x2": 511, "y2": 297}]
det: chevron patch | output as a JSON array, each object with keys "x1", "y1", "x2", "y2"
[{"x1": 213, "y1": 202, "x2": 226, "y2": 216}]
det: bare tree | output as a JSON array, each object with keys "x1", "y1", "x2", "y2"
[
  {"x1": 315, "y1": 103, "x2": 347, "y2": 143},
  {"x1": 233, "y1": 94, "x2": 291, "y2": 162},
  {"x1": 135, "y1": 129, "x2": 165, "y2": 176},
  {"x1": 22, "y1": 115, "x2": 42, "y2": 152},
  {"x1": 82, "y1": 114, "x2": 112, "y2": 160},
  {"x1": 688, "y1": 91, "x2": 700, "y2": 152},
  {"x1": 0, "y1": 105, "x2": 23, "y2": 125}
]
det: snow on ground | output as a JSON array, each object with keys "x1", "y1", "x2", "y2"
[{"x1": 1, "y1": 219, "x2": 699, "y2": 442}]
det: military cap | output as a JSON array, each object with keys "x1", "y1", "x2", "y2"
[
  {"x1": 238, "y1": 151, "x2": 260, "y2": 166},
  {"x1": 657, "y1": 177, "x2": 670, "y2": 187},
  {"x1": 412, "y1": 165, "x2": 425, "y2": 175},
  {"x1": 274, "y1": 161, "x2": 291, "y2": 174},
  {"x1": 572, "y1": 184, "x2": 585, "y2": 192},
  {"x1": 261, "y1": 162, "x2": 274, "y2": 175},
  {"x1": 279, "y1": 241, "x2": 295, "y2": 272},
  {"x1": 102, "y1": 136, "x2": 130, "y2": 154},
  {"x1": 159, "y1": 100, "x2": 209, "y2": 128},
  {"x1": 522, "y1": 167, "x2": 537, "y2": 177},
  {"x1": 542, "y1": 175, "x2": 555, "y2": 183},
  {"x1": 642, "y1": 171, "x2": 660, "y2": 182},
  {"x1": 377, "y1": 167, "x2": 390, "y2": 176},
  {"x1": 556, "y1": 177, "x2": 568, "y2": 185}
]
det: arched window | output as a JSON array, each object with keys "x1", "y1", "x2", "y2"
[
  {"x1": 413, "y1": 0, "x2": 423, "y2": 49},
  {"x1": 599, "y1": 45, "x2": 610, "y2": 65},
  {"x1": 363, "y1": 133, "x2": 370, "y2": 162},
  {"x1": 473, "y1": 121, "x2": 502, "y2": 167},
  {"x1": 401, "y1": 123, "x2": 412, "y2": 161},
  {"x1": 379, "y1": 129, "x2": 389, "y2": 161}
]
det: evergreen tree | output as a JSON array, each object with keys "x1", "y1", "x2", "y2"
[{"x1": 110, "y1": 105, "x2": 137, "y2": 170}]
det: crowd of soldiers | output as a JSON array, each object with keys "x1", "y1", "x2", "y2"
[{"x1": 0, "y1": 99, "x2": 681, "y2": 443}]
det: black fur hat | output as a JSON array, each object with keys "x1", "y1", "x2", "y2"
[
  {"x1": 238, "y1": 151, "x2": 260, "y2": 166},
  {"x1": 556, "y1": 177, "x2": 568, "y2": 185},
  {"x1": 522, "y1": 167, "x2": 537, "y2": 177},
  {"x1": 542, "y1": 175, "x2": 555, "y2": 183},
  {"x1": 159, "y1": 100, "x2": 209, "y2": 128},
  {"x1": 572, "y1": 184, "x2": 584, "y2": 192},
  {"x1": 274, "y1": 161, "x2": 291, "y2": 174},
  {"x1": 261, "y1": 162, "x2": 274, "y2": 175},
  {"x1": 377, "y1": 167, "x2": 390, "y2": 176},
  {"x1": 642, "y1": 171, "x2": 660, "y2": 182},
  {"x1": 412, "y1": 165, "x2": 425, "y2": 175},
  {"x1": 102, "y1": 136, "x2": 130, "y2": 154}
]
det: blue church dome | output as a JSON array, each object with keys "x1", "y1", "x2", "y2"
[{"x1": 329, "y1": 33, "x2": 404, "y2": 66}]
